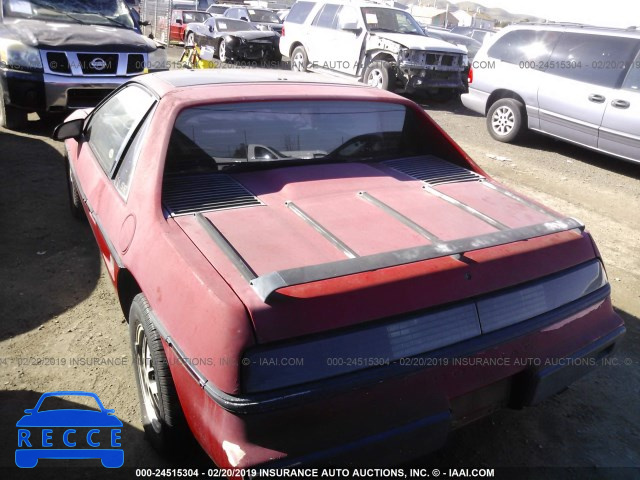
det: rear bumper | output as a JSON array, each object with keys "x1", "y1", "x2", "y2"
[
  {"x1": 461, "y1": 87, "x2": 490, "y2": 115},
  {"x1": 166, "y1": 285, "x2": 624, "y2": 469}
]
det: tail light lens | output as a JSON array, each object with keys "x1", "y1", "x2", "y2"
[
  {"x1": 281, "y1": 26, "x2": 285, "y2": 36},
  {"x1": 468, "y1": 66, "x2": 473, "y2": 84}
]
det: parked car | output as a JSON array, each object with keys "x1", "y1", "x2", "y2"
[
  {"x1": 170, "y1": 9, "x2": 211, "y2": 42},
  {"x1": 450, "y1": 26, "x2": 496, "y2": 43},
  {"x1": 422, "y1": 25, "x2": 482, "y2": 59},
  {"x1": 280, "y1": 1, "x2": 468, "y2": 94},
  {"x1": 184, "y1": 17, "x2": 280, "y2": 62},
  {"x1": 206, "y1": 4, "x2": 233, "y2": 17},
  {"x1": 462, "y1": 23, "x2": 640, "y2": 163},
  {"x1": 53, "y1": 69, "x2": 624, "y2": 470},
  {"x1": 0, "y1": 0, "x2": 167, "y2": 129},
  {"x1": 223, "y1": 6, "x2": 283, "y2": 34}
]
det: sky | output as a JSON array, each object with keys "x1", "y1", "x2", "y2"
[{"x1": 452, "y1": 0, "x2": 640, "y2": 29}]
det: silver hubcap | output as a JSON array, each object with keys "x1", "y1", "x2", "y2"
[
  {"x1": 134, "y1": 324, "x2": 161, "y2": 433},
  {"x1": 491, "y1": 106, "x2": 515, "y2": 135},
  {"x1": 219, "y1": 41, "x2": 226, "y2": 62},
  {"x1": 292, "y1": 51, "x2": 304, "y2": 71},
  {"x1": 367, "y1": 69, "x2": 384, "y2": 89}
]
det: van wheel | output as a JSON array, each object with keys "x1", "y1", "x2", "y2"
[
  {"x1": 364, "y1": 61, "x2": 392, "y2": 90},
  {"x1": 0, "y1": 84, "x2": 28, "y2": 130},
  {"x1": 290, "y1": 46, "x2": 308, "y2": 72},
  {"x1": 487, "y1": 98, "x2": 526, "y2": 143},
  {"x1": 130, "y1": 293, "x2": 187, "y2": 454}
]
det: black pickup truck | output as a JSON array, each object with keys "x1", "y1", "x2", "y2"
[{"x1": 0, "y1": 0, "x2": 167, "y2": 129}]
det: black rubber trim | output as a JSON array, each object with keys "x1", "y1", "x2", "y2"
[
  {"x1": 251, "y1": 217, "x2": 584, "y2": 302},
  {"x1": 150, "y1": 283, "x2": 616, "y2": 415}
]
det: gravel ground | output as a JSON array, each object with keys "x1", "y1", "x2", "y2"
[{"x1": 1, "y1": 58, "x2": 638, "y2": 479}]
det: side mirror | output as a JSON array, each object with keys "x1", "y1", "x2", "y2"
[
  {"x1": 240, "y1": 16, "x2": 249, "y2": 21},
  {"x1": 53, "y1": 118, "x2": 84, "y2": 141},
  {"x1": 175, "y1": 18, "x2": 183, "y2": 25},
  {"x1": 209, "y1": 25, "x2": 213, "y2": 32},
  {"x1": 139, "y1": 20, "x2": 150, "y2": 26},
  {"x1": 23, "y1": 409, "x2": 34, "y2": 415},
  {"x1": 340, "y1": 22, "x2": 362, "y2": 35}
]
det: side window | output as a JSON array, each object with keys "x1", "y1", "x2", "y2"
[
  {"x1": 622, "y1": 50, "x2": 640, "y2": 91},
  {"x1": 312, "y1": 4, "x2": 340, "y2": 29},
  {"x1": 226, "y1": 8, "x2": 236, "y2": 19},
  {"x1": 114, "y1": 106, "x2": 154, "y2": 199},
  {"x1": 336, "y1": 6, "x2": 358, "y2": 28},
  {"x1": 286, "y1": 1, "x2": 315, "y2": 24},
  {"x1": 85, "y1": 85, "x2": 155, "y2": 176},
  {"x1": 548, "y1": 33, "x2": 640, "y2": 88},
  {"x1": 487, "y1": 29, "x2": 560, "y2": 65}
]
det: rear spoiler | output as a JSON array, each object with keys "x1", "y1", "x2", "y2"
[{"x1": 196, "y1": 212, "x2": 584, "y2": 303}]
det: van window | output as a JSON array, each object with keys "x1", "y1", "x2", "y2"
[
  {"x1": 312, "y1": 4, "x2": 340, "y2": 29},
  {"x1": 286, "y1": 1, "x2": 315, "y2": 24},
  {"x1": 547, "y1": 33, "x2": 640, "y2": 88},
  {"x1": 622, "y1": 51, "x2": 640, "y2": 91},
  {"x1": 487, "y1": 29, "x2": 560, "y2": 66}
]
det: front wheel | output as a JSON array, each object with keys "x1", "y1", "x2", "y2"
[
  {"x1": 363, "y1": 61, "x2": 393, "y2": 91},
  {"x1": 290, "y1": 46, "x2": 308, "y2": 72},
  {"x1": 129, "y1": 293, "x2": 187, "y2": 454},
  {"x1": 218, "y1": 40, "x2": 229, "y2": 63},
  {"x1": 186, "y1": 32, "x2": 195, "y2": 46},
  {"x1": 65, "y1": 158, "x2": 85, "y2": 221},
  {"x1": 487, "y1": 98, "x2": 526, "y2": 143}
]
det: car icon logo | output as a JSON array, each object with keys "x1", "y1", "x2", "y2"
[
  {"x1": 15, "y1": 391, "x2": 124, "y2": 468},
  {"x1": 89, "y1": 57, "x2": 108, "y2": 71}
]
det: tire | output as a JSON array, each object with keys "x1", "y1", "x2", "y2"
[
  {"x1": 65, "y1": 158, "x2": 85, "y2": 221},
  {"x1": 290, "y1": 45, "x2": 308, "y2": 72},
  {"x1": 363, "y1": 61, "x2": 393, "y2": 90},
  {"x1": 129, "y1": 293, "x2": 187, "y2": 454},
  {"x1": 186, "y1": 32, "x2": 195, "y2": 46},
  {"x1": 487, "y1": 98, "x2": 526, "y2": 143},
  {"x1": 0, "y1": 83, "x2": 28, "y2": 130},
  {"x1": 218, "y1": 39, "x2": 230, "y2": 63}
]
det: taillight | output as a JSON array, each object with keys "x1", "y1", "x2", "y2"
[
  {"x1": 468, "y1": 66, "x2": 473, "y2": 84},
  {"x1": 281, "y1": 26, "x2": 285, "y2": 36}
]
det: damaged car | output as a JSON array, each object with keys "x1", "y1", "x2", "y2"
[
  {"x1": 184, "y1": 17, "x2": 280, "y2": 63},
  {"x1": 53, "y1": 69, "x2": 624, "y2": 470},
  {"x1": 280, "y1": 0, "x2": 468, "y2": 94}
]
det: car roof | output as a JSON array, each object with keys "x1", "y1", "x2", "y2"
[
  {"x1": 135, "y1": 69, "x2": 364, "y2": 96},
  {"x1": 509, "y1": 22, "x2": 640, "y2": 38}
]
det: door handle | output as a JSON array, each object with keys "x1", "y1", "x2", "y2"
[
  {"x1": 588, "y1": 94, "x2": 605, "y2": 103},
  {"x1": 611, "y1": 99, "x2": 630, "y2": 109}
]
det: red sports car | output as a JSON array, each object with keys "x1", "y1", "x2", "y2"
[
  {"x1": 54, "y1": 70, "x2": 624, "y2": 471},
  {"x1": 170, "y1": 9, "x2": 211, "y2": 42}
]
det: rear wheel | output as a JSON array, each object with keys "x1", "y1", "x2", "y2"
[
  {"x1": 130, "y1": 293, "x2": 187, "y2": 454},
  {"x1": 487, "y1": 98, "x2": 526, "y2": 143},
  {"x1": 290, "y1": 45, "x2": 308, "y2": 72},
  {"x1": 0, "y1": 83, "x2": 28, "y2": 130}
]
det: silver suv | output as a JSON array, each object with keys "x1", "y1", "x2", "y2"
[
  {"x1": 279, "y1": 0, "x2": 468, "y2": 94},
  {"x1": 461, "y1": 23, "x2": 640, "y2": 163}
]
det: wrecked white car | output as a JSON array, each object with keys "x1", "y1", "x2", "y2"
[{"x1": 280, "y1": 0, "x2": 468, "y2": 94}]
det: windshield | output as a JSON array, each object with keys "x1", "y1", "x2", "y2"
[
  {"x1": 3, "y1": 0, "x2": 135, "y2": 29},
  {"x1": 216, "y1": 18, "x2": 256, "y2": 31},
  {"x1": 247, "y1": 9, "x2": 280, "y2": 23},
  {"x1": 183, "y1": 11, "x2": 210, "y2": 23},
  {"x1": 361, "y1": 7, "x2": 424, "y2": 35},
  {"x1": 165, "y1": 101, "x2": 427, "y2": 175}
]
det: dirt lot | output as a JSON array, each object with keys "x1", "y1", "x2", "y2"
[{"x1": 1, "y1": 62, "x2": 639, "y2": 479}]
